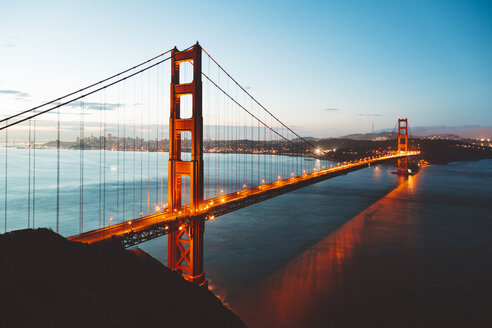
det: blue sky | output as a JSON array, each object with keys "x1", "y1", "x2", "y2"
[{"x1": 1, "y1": 0, "x2": 491, "y2": 137}]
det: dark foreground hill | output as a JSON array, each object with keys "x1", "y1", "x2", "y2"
[{"x1": 0, "y1": 228, "x2": 245, "y2": 328}]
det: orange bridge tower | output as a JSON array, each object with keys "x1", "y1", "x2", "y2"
[
  {"x1": 397, "y1": 118, "x2": 408, "y2": 174},
  {"x1": 168, "y1": 43, "x2": 206, "y2": 286}
]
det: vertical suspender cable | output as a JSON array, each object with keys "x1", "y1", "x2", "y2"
[
  {"x1": 123, "y1": 80, "x2": 126, "y2": 222},
  {"x1": 133, "y1": 78, "x2": 136, "y2": 220},
  {"x1": 160, "y1": 62, "x2": 164, "y2": 207},
  {"x1": 155, "y1": 67, "x2": 159, "y2": 209},
  {"x1": 28, "y1": 120, "x2": 32, "y2": 228},
  {"x1": 215, "y1": 66, "x2": 218, "y2": 198},
  {"x1": 147, "y1": 70, "x2": 150, "y2": 213},
  {"x1": 3, "y1": 121, "x2": 7, "y2": 232},
  {"x1": 32, "y1": 119, "x2": 36, "y2": 228},
  {"x1": 140, "y1": 73, "x2": 143, "y2": 216},
  {"x1": 99, "y1": 94, "x2": 103, "y2": 228},
  {"x1": 206, "y1": 55, "x2": 210, "y2": 200},
  {"x1": 79, "y1": 99, "x2": 84, "y2": 233},
  {"x1": 103, "y1": 90, "x2": 106, "y2": 226},
  {"x1": 116, "y1": 84, "x2": 120, "y2": 224},
  {"x1": 56, "y1": 107, "x2": 60, "y2": 233}
]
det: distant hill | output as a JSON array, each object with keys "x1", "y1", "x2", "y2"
[
  {"x1": 341, "y1": 131, "x2": 396, "y2": 141},
  {"x1": 341, "y1": 126, "x2": 492, "y2": 141}
]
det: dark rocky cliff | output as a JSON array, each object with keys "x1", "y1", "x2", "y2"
[{"x1": 0, "y1": 228, "x2": 245, "y2": 328}]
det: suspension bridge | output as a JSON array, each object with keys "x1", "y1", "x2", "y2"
[{"x1": 0, "y1": 42, "x2": 418, "y2": 286}]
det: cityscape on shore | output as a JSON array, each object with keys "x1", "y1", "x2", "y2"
[{"x1": 5, "y1": 131, "x2": 490, "y2": 165}]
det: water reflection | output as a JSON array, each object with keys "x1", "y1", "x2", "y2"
[{"x1": 231, "y1": 173, "x2": 422, "y2": 328}]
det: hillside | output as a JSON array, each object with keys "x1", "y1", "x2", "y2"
[{"x1": 0, "y1": 229, "x2": 245, "y2": 328}]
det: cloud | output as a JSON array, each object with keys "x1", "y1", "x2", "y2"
[
  {"x1": 64, "y1": 101, "x2": 121, "y2": 111},
  {"x1": 244, "y1": 86, "x2": 252, "y2": 90},
  {"x1": 324, "y1": 108, "x2": 340, "y2": 111},
  {"x1": 3, "y1": 43, "x2": 14, "y2": 48},
  {"x1": 0, "y1": 89, "x2": 30, "y2": 98},
  {"x1": 357, "y1": 113, "x2": 382, "y2": 117},
  {"x1": 0, "y1": 90, "x2": 21, "y2": 94}
]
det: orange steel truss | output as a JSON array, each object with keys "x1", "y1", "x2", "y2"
[
  {"x1": 397, "y1": 118, "x2": 408, "y2": 174},
  {"x1": 167, "y1": 43, "x2": 206, "y2": 286}
]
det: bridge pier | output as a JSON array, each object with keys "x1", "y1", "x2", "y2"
[
  {"x1": 168, "y1": 216, "x2": 206, "y2": 286},
  {"x1": 168, "y1": 43, "x2": 206, "y2": 286}
]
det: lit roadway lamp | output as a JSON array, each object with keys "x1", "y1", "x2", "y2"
[{"x1": 108, "y1": 217, "x2": 113, "y2": 226}]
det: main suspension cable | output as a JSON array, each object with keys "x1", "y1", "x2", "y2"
[
  {"x1": 0, "y1": 49, "x2": 173, "y2": 124},
  {"x1": 0, "y1": 49, "x2": 188, "y2": 131},
  {"x1": 201, "y1": 47, "x2": 328, "y2": 157}
]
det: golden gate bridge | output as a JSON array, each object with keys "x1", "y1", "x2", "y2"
[{"x1": 0, "y1": 42, "x2": 418, "y2": 286}]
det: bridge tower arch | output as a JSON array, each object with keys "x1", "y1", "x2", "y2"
[
  {"x1": 397, "y1": 118, "x2": 408, "y2": 174},
  {"x1": 168, "y1": 43, "x2": 206, "y2": 286}
]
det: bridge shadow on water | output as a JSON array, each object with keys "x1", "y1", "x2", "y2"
[{"x1": 228, "y1": 168, "x2": 491, "y2": 328}]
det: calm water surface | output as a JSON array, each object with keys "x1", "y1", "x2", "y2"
[
  {"x1": 139, "y1": 159, "x2": 492, "y2": 327},
  {"x1": 2, "y1": 149, "x2": 491, "y2": 327}
]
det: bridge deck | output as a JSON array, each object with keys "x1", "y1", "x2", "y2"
[{"x1": 68, "y1": 152, "x2": 418, "y2": 247}]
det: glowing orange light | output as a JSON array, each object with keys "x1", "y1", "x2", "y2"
[
  {"x1": 165, "y1": 225, "x2": 169, "y2": 230},
  {"x1": 128, "y1": 221, "x2": 132, "y2": 225},
  {"x1": 243, "y1": 184, "x2": 247, "y2": 189},
  {"x1": 179, "y1": 226, "x2": 183, "y2": 231},
  {"x1": 210, "y1": 215, "x2": 215, "y2": 220},
  {"x1": 155, "y1": 206, "x2": 160, "y2": 211},
  {"x1": 221, "y1": 198, "x2": 225, "y2": 203}
]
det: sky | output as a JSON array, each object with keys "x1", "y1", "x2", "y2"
[{"x1": 1, "y1": 0, "x2": 491, "y2": 137}]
